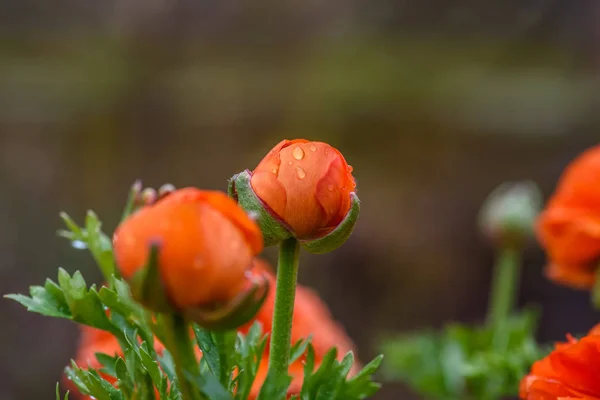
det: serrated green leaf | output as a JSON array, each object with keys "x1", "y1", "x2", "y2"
[
  {"x1": 301, "y1": 347, "x2": 338, "y2": 400},
  {"x1": 234, "y1": 324, "x2": 268, "y2": 400},
  {"x1": 194, "y1": 326, "x2": 221, "y2": 378},
  {"x1": 57, "y1": 269, "x2": 113, "y2": 330},
  {"x1": 338, "y1": 352, "x2": 354, "y2": 379},
  {"x1": 290, "y1": 336, "x2": 312, "y2": 364},
  {"x1": 348, "y1": 354, "x2": 383, "y2": 383},
  {"x1": 60, "y1": 212, "x2": 84, "y2": 238},
  {"x1": 159, "y1": 350, "x2": 176, "y2": 383},
  {"x1": 96, "y1": 353, "x2": 119, "y2": 378},
  {"x1": 85, "y1": 210, "x2": 118, "y2": 281},
  {"x1": 339, "y1": 354, "x2": 383, "y2": 400},
  {"x1": 184, "y1": 370, "x2": 233, "y2": 400},
  {"x1": 257, "y1": 370, "x2": 292, "y2": 400},
  {"x1": 6, "y1": 277, "x2": 71, "y2": 318},
  {"x1": 114, "y1": 357, "x2": 134, "y2": 398},
  {"x1": 139, "y1": 342, "x2": 163, "y2": 386}
]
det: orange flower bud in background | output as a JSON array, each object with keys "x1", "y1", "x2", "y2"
[
  {"x1": 242, "y1": 259, "x2": 359, "y2": 397},
  {"x1": 113, "y1": 188, "x2": 263, "y2": 310},
  {"x1": 250, "y1": 139, "x2": 356, "y2": 239},
  {"x1": 537, "y1": 145, "x2": 600, "y2": 289},
  {"x1": 519, "y1": 324, "x2": 600, "y2": 400}
]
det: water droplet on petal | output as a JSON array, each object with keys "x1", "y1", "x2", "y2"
[
  {"x1": 71, "y1": 240, "x2": 87, "y2": 250},
  {"x1": 288, "y1": 161, "x2": 293, "y2": 166},
  {"x1": 327, "y1": 184, "x2": 334, "y2": 191},
  {"x1": 296, "y1": 166, "x2": 306, "y2": 179},
  {"x1": 292, "y1": 146, "x2": 305, "y2": 160},
  {"x1": 309, "y1": 145, "x2": 317, "y2": 152},
  {"x1": 348, "y1": 165, "x2": 354, "y2": 172},
  {"x1": 272, "y1": 167, "x2": 278, "y2": 174}
]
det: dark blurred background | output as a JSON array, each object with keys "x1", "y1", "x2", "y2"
[{"x1": 1, "y1": 0, "x2": 600, "y2": 399}]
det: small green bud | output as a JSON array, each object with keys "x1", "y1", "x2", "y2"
[{"x1": 478, "y1": 181, "x2": 542, "y2": 248}]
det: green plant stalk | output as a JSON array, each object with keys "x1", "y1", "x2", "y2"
[
  {"x1": 487, "y1": 247, "x2": 522, "y2": 349},
  {"x1": 163, "y1": 314, "x2": 199, "y2": 400},
  {"x1": 267, "y1": 237, "x2": 301, "y2": 383},
  {"x1": 592, "y1": 268, "x2": 600, "y2": 309}
]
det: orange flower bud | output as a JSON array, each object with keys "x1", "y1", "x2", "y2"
[
  {"x1": 113, "y1": 188, "x2": 263, "y2": 311},
  {"x1": 250, "y1": 139, "x2": 356, "y2": 239},
  {"x1": 537, "y1": 145, "x2": 600, "y2": 289},
  {"x1": 519, "y1": 324, "x2": 600, "y2": 400}
]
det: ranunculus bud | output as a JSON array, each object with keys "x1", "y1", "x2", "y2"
[
  {"x1": 229, "y1": 139, "x2": 360, "y2": 253},
  {"x1": 113, "y1": 188, "x2": 269, "y2": 328},
  {"x1": 478, "y1": 181, "x2": 542, "y2": 249}
]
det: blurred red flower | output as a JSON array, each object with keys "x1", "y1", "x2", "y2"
[
  {"x1": 520, "y1": 323, "x2": 600, "y2": 400},
  {"x1": 537, "y1": 145, "x2": 600, "y2": 289}
]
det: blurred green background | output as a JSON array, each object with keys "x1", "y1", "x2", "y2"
[{"x1": 1, "y1": 0, "x2": 599, "y2": 398}]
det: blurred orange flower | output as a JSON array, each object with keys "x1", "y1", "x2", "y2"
[
  {"x1": 519, "y1": 324, "x2": 600, "y2": 400},
  {"x1": 250, "y1": 139, "x2": 356, "y2": 239},
  {"x1": 537, "y1": 145, "x2": 600, "y2": 289},
  {"x1": 242, "y1": 259, "x2": 358, "y2": 397},
  {"x1": 113, "y1": 188, "x2": 263, "y2": 309}
]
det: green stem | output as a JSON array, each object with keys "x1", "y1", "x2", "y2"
[
  {"x1": 163, "y1": 314, "x2": 198, "y2": 400},
  {"x1": 592, "y1": 268, "x2": 600, "y2": 309},
  {"x1": 487, "y1": 247, "x2": 521, "y2": 348},
  {"x1": 267, "y1": 237, "x2": 301, "y2": 381}
]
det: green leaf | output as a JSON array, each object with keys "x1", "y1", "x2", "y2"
[
  {"x1": 290, "y1": 336, "x2": 312, "y2": 364},
  {"x1": 5, "y1": 279, "x2": 70, "y2": 318},
  {"x1": 340, "y1": 355, "x2": 384, "y2": 400},
  {"x1": 139, "y1": 342, "x2": 164, "y2": 387},
  {"x1": 234, "y1": 323, "x2": 268, "y2": 400},
  {"x1": 301, "y1": 347, "x2": 338, "y2": 400},
  {"x1": 57, "y1": 269, "x2": 113, "y2": 330},
  {"x1": 96, "y1": 353, "x2": 119, "y2": 378},
  {"x1": 85, "y1": 210, "x2": 118, "y2": 281},
  {"x1": 158, "y1": 350, "x2": 177, "y2": 383},
  {"x1": 66, "y1": 362, "x2": 124, "y2": 400},
  {"x1": 184, "y1": 370, "x2": 233, "y2": 400},
  {"x1": 114, "y1": 357, "x2": 134, "y2": 399},
  {"x1": 257, "y1": 370, "x2": 293, "y2": 400},
  {"x1": 59, "y1": 212, "x2": 84, "y2": 240},
  {"x1": 194, "y1": 326, "x2": 221, "y2": 378}
]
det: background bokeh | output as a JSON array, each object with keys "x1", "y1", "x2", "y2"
[{"x1": 1, "y1": 1, "x2": 600, "y2": 399}]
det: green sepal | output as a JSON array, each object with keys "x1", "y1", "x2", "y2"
[
  {"x1": 184, "y1": 272, "x2": 270, "y2": 331},
  {"x1": 228, "y1": 170, "x2": 292, "y2": 247},
  {"x1": 301, "y1": 192, "x2": 360, "y2": 254},
  {"x1": 129, "y1": 243, "x2": 174, "y2": 314}
]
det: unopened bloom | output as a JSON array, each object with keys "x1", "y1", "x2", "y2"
[
  {"x1": 479, "y1": 181, "x2": 542, "y2": 248},
  {"x1": 519, "y1": 324, "x2": 600, "y2": 400},
  {"x1": 250, "y1": 139, "x2": 355, "y2": 239},
  {"x1": 230, "y1": 139, "x2": 360, "y2": 252},
  {"x1": 114, "y1": 188, "x2": 263, "y2": 311},
  {"x1": 242, "y1": 259, "x2": 359, "y2": 397},
  {"x1": 537, "y1": 145, "x2": 600, "y2": 289}
]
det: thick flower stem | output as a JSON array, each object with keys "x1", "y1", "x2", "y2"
[
  {"x1": 163, "y1": 314, "x2": 199, "y2": 400},
  {"x1": 487, "y1": 247, "x2": 521, "y2": 348},
  {"x1": 267, "y1": 237, "x2": 301, "y2": 383}
]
